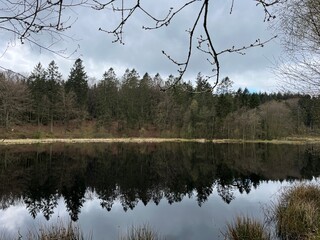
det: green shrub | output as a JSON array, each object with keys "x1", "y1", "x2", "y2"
[{"x1": 33, "y1": 131, "x2": 43, "y2": 139}]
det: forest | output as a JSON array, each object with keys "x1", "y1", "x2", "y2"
[{"x1": 1, "y1": 58, "x2": 320, "y2": 140}]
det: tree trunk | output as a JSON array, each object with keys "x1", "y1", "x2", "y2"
[
  {"x1": 5, "y1": 111, "x2": 9, "y2": 130},
  {"x1": 50, "y1": 115, "x2": 53, "y2": 133}
]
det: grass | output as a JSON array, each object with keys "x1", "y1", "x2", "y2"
[
  {"x1": 120, "y1": 224, "x2": 164, "y2": 240},
  {"x1": 271, "y1": 184, "x2": 320, "y2": 240},
  {"x1": 1, "y1": 221, "x2": 92, "y2": 240},
  {"x1": 225, "y1": 184, "x2": 320, "y2": 240},
  {"x1": 30, "y1": 222, "x2": 90, "y2": 240},
  {"x1": 1, "y1": 222, "x2": 161, "y2": 240},
  {"x1": 224, "y1": 216, "x2": 270, "y2": 240}
]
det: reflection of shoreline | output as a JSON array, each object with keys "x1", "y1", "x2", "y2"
[
  {"x1": 0, "y1": 143, "x2": 319, "y2": 221},
  {"x1": 1, "y1": 137, "x2": 320, "y2": 145},
  {"x1": 0, "y1": 181, "x2": 307, "y2": 240}
]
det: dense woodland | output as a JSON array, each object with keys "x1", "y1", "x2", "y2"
[{"x1": 1, "y1": 58, "x2": 320, "y2": 139}]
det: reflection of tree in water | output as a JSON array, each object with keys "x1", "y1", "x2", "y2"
[
  {"x1": 195, "y1": 185, "x2": 213, "y2": 206},
  {"x1": 151, "y1": 186, "x2": 164, "y2": 206},
  {"x1": 215, "y1": 163, "x2": 261, "y2": 204},
  {"x1": 23, "y1": 152, "x2": 60, "y2": 220},
  {"x1": 301, "y1": 147, "x2": 320, "y2": 179},
  {"x1": 99, "y1": 187, "x2": 118, "y2": 211},
  {"x1": 194, "y1": 169, "x2": 214, "y2": 206},
  {"x1": 120, "y1": 189, "x2": 139, "y2": 212},
  {"x1": 0, "y1": 143, "x2": 319, "y2": 221},
  {"x1": 216, "y1": 174, "x2": 259, "y2": 204},
  {"x1": 62, "y1": 175, "x2": 86, "y2": 221}
]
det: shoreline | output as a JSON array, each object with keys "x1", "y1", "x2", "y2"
[{"x1": 1, "y1": 137, "x2": 320, "y2": 145}]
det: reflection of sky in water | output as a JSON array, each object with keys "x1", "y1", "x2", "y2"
[{"x1": 0, "y1": 180, "x2": 300, "y2": 240}]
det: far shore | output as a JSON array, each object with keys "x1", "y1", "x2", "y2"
[{"x1": 1, "y1": 137, "x2": 320, "y2": 145}]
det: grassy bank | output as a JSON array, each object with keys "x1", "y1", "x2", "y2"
[
  {"x1": 226, "y1": 184, "x2": 320, "y2": 240},
  {"x1": 271, "y1": 184, "x2": 320, "y2": 240}
]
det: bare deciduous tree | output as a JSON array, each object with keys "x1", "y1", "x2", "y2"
[
  {"x1": 274, "y1": 0, "x2": 320, "y2": 94},
  {"x1": 0, "y1": 73, "x2": 30, "y2": 128}
]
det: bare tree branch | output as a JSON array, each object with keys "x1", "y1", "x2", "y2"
[
  {"x1": 161, "y1": 1, "x2": 206, "y2": 91},
  {"x1": 94, "y1": 0, "x2": 279, "y2": 91},
  {"x1": 0, "y1": 0, "x2": 280, "y2": 91},
  {"x1": 255, "y1": 0, "x2": 282, "y2": 21},
  {"x1": 217, "y1": 36, "x2": 277, "y2": 56},
  {"x1": 0, "y1": 0, "x2": 85, "y2": 57}
]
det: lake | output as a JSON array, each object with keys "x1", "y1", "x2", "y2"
[{"x1": 0, "y1": 142, "x2": 319, "y2": 239}]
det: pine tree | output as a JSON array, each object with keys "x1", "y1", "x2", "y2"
[
  {"x1": 120, "y1": 69, "x2": 140, "y2": 128},
  {"x1": 65, "y1": 58, "x2": 88, "y2": 110},
  {"x1": 193, "y1": 73, "x2": 215, "y2": 138},
  {"x1": 96, "y1": 68, "x2": 119, "y2": 125},
  {"x1": 46, "y1": 60, "x2": 62, "y2": 132},
  {"x1": 28, "y1": 63, "x2": 47, "y2": 126},
  {"x1": 138, "y1": 72, "x2": 153, "y2": 126}
]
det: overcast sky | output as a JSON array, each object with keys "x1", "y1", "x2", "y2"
[{"x1": 0, "y1": 0, "x2": 283, "y2": 92}]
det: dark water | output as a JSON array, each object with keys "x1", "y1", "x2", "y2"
[{"x1": 0, "y1": 142, "x2": 320, "y2": 239}]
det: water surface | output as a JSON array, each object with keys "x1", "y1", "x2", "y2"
[{"x1": 0, "y1": 142, "x2": 319, "y2": 239}]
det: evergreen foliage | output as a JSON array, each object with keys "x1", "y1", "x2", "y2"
[
  {"x1": 65, "y1": 58, "x2": 89, "y2": 109},
  {"x1": 28, "y1": 63, "x2": 47, "y2": 125}
]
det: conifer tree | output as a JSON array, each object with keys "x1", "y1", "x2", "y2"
[
  {"x1": 96, "y1": 68, "x2": 119, "y2": 125},
  {"x1": 138, "y1": 73, "x2": 153, "y2": 125},
  {"x1": 28, "y1": 63, "x2": 47, "y2": 126},
  {"x1": 120, "y1": 69, "x2": 140, "y2": 128},
  {"x1": 65, "y1": 58, "x2": 88, "y2": 110},
  {"x1": 46, "y1": 60, "x2": 62, "y2": 132}
]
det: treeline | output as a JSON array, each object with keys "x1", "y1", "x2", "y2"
[{"x1": 1, "y1": 58, "x2": 320, "y2": 139}]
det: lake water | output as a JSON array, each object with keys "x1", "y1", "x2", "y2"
[{"x1": 0, "y1": 142, "x2": 319, "y2": 239}]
